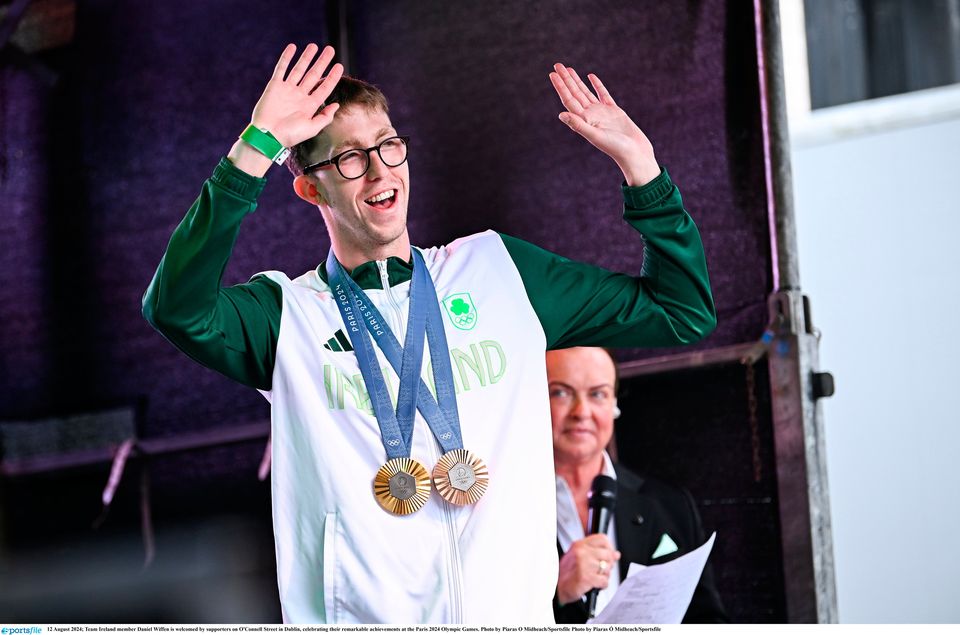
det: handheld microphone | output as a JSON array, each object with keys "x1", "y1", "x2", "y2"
[{"x1": 585, "y1": 474, "x2": 617, "y2": 618}]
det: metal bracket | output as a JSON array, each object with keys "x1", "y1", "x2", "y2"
[{"x1": 765, "y1": 289, "x2": 838, "y2": 622}]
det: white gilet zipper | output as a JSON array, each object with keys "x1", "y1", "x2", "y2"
[
  {"x1": 376, "y1": 260, "x2": 405, "y2": 334},
  {"x1": 375, "y1": 257, "x2": 465, "y2": 623}
]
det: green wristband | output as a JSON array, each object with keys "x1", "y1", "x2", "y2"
[{"x1": 239, "y1": 124, "x2": 291, "y2": 165}]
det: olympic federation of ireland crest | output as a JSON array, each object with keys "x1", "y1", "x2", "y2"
[{"x1": 442, "y1": 293, "x2": 478, "y2": 331}]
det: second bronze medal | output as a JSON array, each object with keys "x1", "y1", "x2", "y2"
[{"x1": 432, "y1": 448, "x2": 489, "y2": 506}]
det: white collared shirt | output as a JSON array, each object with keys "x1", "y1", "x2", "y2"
[{"x1": 555, "y1": 451, "x2": 620, "y2": 616}]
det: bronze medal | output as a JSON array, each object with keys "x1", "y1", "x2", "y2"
[
  {"x1": 432, "y1": 449, "x2": 489, "y2": 506},
  {"x1": 373, "y1": 457, "x2": 432, "y2": 515}
]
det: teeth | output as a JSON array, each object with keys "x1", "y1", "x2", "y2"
[{"x1": 365, "y1": 189, "x2": 395, "y2": 204}]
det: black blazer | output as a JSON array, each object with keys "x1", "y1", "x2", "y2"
[{"x1": 554, "y1": 464, "x2": 728, "y2": 623}]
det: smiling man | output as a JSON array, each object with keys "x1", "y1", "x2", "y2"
[
  {"x1": 143, "y1": 44, "x2": 716, "y2": 623},
  {"x1": 291, "y1": 104, "x2": 410, "y2": 267}
]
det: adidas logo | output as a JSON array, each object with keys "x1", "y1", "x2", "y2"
[{"x1": 323, "y1": 329, "x2": 354, "y2": 352}]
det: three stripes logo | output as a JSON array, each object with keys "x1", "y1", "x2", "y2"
[{"x1": 323, "y1": 329, "x2": 354, "y2": 352}]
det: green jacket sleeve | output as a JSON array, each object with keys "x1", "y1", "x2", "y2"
[
  {"x1": 499, "y1": 168, "x2": 716, "y2": 350},
  {"x1": 142, "y1": 158, "x2": 282, "y2": 390}
]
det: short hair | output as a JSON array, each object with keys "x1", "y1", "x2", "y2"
[
  {"x1": 547, "y1": 347, "x2": 620, "y2": 394},
  {"x1": 285, "y1": 75, "x2": 390, "y2": 176},
  {"x1": 598, "y1": 347, "x2": 620, "y2": 394}
]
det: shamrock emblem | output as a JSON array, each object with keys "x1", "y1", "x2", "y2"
[{"x1": 443, "y1": 293, "x2": 478, "y2": 330}]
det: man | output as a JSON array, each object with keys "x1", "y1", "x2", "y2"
[
  {"x1": 143, "y1": 43, "x2": 715, "y2": 623},
  {"x1": 547, "y1": 347, "x2": 727, "y2": 623}
]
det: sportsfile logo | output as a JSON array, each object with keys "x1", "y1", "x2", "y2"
[{"x1": 2, "y1": 628, "x2": 42, "y2": 634}]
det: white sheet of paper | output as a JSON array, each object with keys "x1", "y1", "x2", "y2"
[{"x1": 588, "y1": 531, "x2": 716, "y2": 624}]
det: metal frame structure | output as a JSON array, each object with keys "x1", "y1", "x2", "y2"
[{"x1": 619, "y1": 0, "x2": 838, "y2": 623}]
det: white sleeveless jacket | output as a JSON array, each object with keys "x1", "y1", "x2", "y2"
[{"x1": 259, "y1": 231, "x2": 557, "y2": 623}]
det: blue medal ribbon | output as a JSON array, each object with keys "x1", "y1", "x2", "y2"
[{"x1": 326, "y1": 249, "x2": 463, "y2": 458}]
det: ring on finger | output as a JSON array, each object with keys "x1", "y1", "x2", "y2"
[{"x1": 597, "y1": 559, "x2": 608, "y2": 574}]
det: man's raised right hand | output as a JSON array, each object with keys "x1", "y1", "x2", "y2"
[
  {"x1": 230, "y1": 43, "x2": 343, "y2": 177},
  {"x1": 251, "y1": 43, "x2": 343, "y2": 148}
]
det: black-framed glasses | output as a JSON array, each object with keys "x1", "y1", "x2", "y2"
[{"x1": 304, "y1": 135, "x2": 410, "y2": 180}]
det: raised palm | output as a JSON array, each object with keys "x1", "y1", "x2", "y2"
[
  {"x1": 251, "y1": 43, "x2": 344, "y2": 148},
  {"x1": 549, "y1": 64, "x2": 659, "y2": 186}
]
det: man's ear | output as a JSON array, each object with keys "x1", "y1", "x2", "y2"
[{"x1": 293, "y1": 174, "x2": 324, "y2": 205}]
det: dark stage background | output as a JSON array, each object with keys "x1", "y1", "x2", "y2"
[{"x1": 0, "y1": 0, "x2": 781, "y2": 623}]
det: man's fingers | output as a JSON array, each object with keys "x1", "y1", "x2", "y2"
[
  {"x1": 300, "y1": 45, "x2": 336, "y2": 89},
  {"x1": 555, "y1": 64, "x2": 593, "y2": 110},
  {"x1": 560, "y1": 111, "x2": 610, "y2": 152},
  {"x1": 310, "y1": 103, "x2": 340, "y2": 130},
  {"x1": 549, "y1": 72, "x2": 583, "y2": 115},
  {"x1": 559, "y1": 111, "x2": 591, "y2": 136},
  {"x1": 272, "y1": 44, "x2": 297, "y2": 80},
  {"x1": 588, "y1": 73, "x2": 617, "y2": 106},
  {"x1": 287, "y1": 43, "x2": 319, "y2": 84},
  {"x1": 308, "y1": 62, "x2": 344, "y2": 113},
  {"x1": 569, "y1": 68, "x2": 600, "y2": 105}
]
